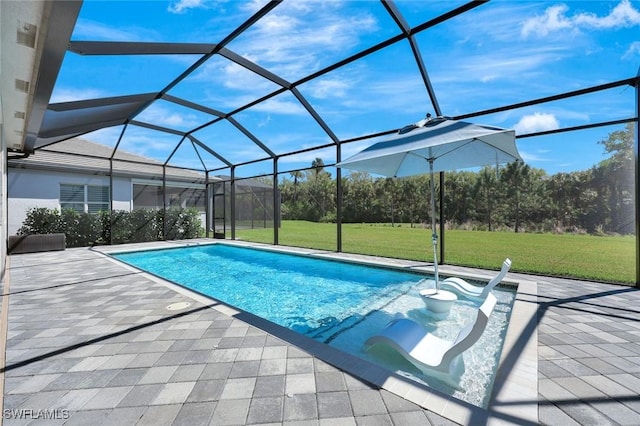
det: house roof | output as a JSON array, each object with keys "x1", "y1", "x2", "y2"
[{"x1": 8, "y1": 137, "x2": 213, "y2": 183}]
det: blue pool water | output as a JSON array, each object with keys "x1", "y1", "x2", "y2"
[{"x1": 113, "y1": 243, "x2": 515, "y2": 408}]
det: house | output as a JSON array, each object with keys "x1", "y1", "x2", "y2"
[{"x1": 7, "y1": 137, "x2": 213, "y2": 236}]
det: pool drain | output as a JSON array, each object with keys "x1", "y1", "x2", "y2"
[{"x1": 166, "y1": 301, "x2": 191, "y2": 311}]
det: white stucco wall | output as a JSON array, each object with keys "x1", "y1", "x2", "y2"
[
  {"x1": 1, "y1": 127, "x2": 5, "y2": 274},
  {"x1": 7, "y1": 168, "x2": 132, "y2": 235}
]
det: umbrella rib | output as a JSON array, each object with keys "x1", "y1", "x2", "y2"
[
  {"x1": 430, "y1": 137, "x2": 519, "y2": 166},
  {"x1": 396, "y1": 151, "x2": 428, "y2": 176},
  {"x1": 406, "y1": 151, "x2": 431, "y2": 161},
  {"x1": 431, "y1": 139, "x2": 474, "y2": 160},
  {"x1": 476, "y1": 137, "x2": 520, "y2": 160}
]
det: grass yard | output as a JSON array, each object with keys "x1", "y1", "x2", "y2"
[{"x1": 235, "y1": 220, "x2": 636, "y2": 284}]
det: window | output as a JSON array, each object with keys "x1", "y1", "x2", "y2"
[
  {"x1": 60, "y1": 184, "x2": 109, "y2": 213},
  {"x1": 133, "y1": 182, "x2": 205, "y2": 212},
  {"x1": 133, "y1": 184, "x2": 163, "y2": 210}
]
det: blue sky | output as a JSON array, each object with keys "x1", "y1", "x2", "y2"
[{"x1": 51, "y1": 0, "x2": 640, "y2": 178}]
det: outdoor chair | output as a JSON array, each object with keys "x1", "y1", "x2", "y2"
[
  {"x1": 435, "y1": 258, "x2": 511, "y2": 302},
  {"x1": 364, "y1": 292, "x2": 498, "y2": 386}
]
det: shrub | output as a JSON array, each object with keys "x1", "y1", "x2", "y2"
[
  {"x1": 60, "y1": 208, "x2": 100, "y2": 247},
  {"x1": 164, "y1": 208, "x2": 202, "y2": 240},
  {"x1": 319, "y1": 212, "x2": 336, "y2": 223},
  {"x1": 18, "y1": 207, "x2": 202, "y2": 247},
  {"x1": 18, "y1": 208, "x2": 63, "y2": 235}
]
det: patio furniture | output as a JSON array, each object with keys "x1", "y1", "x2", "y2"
[
  {"x1": 8, "y1": 233, "x2": 66, "y2": 254},
  {"x1": 437, "y1": 258, "x2": 511, "y2": 302},
  {"x1": 418, "y1": 288, "x2": 457, "y2": 319},
  {"x1": 364, "y1": 292, "x2": 498, "y2": 386}
]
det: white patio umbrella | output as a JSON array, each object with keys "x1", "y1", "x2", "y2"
[{"x1": 337, "y1": 116, "x2": 522, "y2": 291}]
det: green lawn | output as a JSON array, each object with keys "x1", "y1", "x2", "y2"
[{"x1": 235, "y1": 221, "x2": 636, "y2": 284}]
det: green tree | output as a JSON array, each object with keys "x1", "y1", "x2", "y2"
[
  {"x1": 444, "y1": 171, "x2": 477, "y2": 227},
  {"x1": 597, "y1": 122, "x2": 635, "y2": 234},
  {"x1": 342, "y1": 171, "x2": 375, "y2": 222},
  {"x1": 500, "y1": 161, "x2": 532, "y2": 233},
  {"x1": 475, "y1": 166, "x2": 499, "y2": 231},
  {"x1": 290, "y1": 170, "x2": 303, "y2": 201}
]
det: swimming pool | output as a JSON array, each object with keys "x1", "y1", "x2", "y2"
[{"x1": 113, "y1": 243, "x2": 515, "y2": 408}]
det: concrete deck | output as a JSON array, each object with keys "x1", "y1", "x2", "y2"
[{"x1": 1, "y1": 239, "x2": 639, "y2": 425}]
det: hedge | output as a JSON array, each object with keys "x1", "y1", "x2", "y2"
[{"x1": 17, "y1": 207, "x2": 203, "y2": 248}]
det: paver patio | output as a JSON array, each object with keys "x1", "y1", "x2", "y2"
[{"x1": 1, "y1": 239, "x2": 639, "y2": 425}]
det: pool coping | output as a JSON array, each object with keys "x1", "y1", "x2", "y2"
[{"x1": 94, "y1": 239, "x2": 538, "y2": 425}]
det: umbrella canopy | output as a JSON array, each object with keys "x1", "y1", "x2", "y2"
[
  {"x1": 337, "y1": 116, "x2": 522, "y2": 291},
  {"x1": 338, "y1": 116, "x2": 521, "y2": 177}
]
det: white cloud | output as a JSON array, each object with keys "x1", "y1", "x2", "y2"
[
  {"x1": 257, "y1": 114, "x2": 271, "y2": 128},
  {"x1": 574, "y1": 0, "x2": 640, "y2": 28},
  {"x1": 118, "y1": 130, "x2": 178, "y2": 159},
  {"x1": 238, "y1": 0, "x2": 271, "y2": 15},
  {"x1": 50, "y1": 88, "x2": 107, "y2": 103},
  {"x1": 187, "y1": 57, "x2": 279, "y2": 110},
  {"x1": 513, "y1": 113, "x2": 560, "y2": 135},
  {"x1": 135, "y1": 103, "x2": 204, "y2": 129},
  {"x1": 168, "y1": 0, "x2": 215, "y2": 14},
  {"x1": 623, "y1": 41, "x2": 640, "y2": 59},
  {"x1": 304, "y1": 78, "x2": 351, "y2": 99},
  {"x1": 521, "y1": 4, "x2": 574, "y2": 38},
  {"x1": 522, "y1": 0, "x2": 640, "y2": 38},
  {"x1": 82, "y1": 126, "x2": 194, "y2": 166},
  {"x1": 518, "y1": 149, "x2": 552, "y2": 163},
  {"x1": 81, "y1": 127, "x2": 122, "y2": 148},
  {"x1": 73, "y1": 19, "x2": 153, "y2": 41},
  {"x1": 278, "y1": 146, "x2": 335, "y2": 165},
  {"x1": 309, "y1": 71, "x2": 429, "y2": 118},
  {"x1": 228, "y1": 2, "x2": 377, "y2": 80},
  {"x1": 177, "y1": 2, "x2": 380, "y2": 116},
  {"x1": 431, "y1": 47, "x2": 566, "y2": 89},
  {"x1": 454, "y1": 3, "x2": 538, "y2": 43},
  {"x1": 250, "y1": 98, "x2": 306, "y2": 116}
]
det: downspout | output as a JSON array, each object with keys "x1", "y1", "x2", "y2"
[{"x1": 6, "y1": 152, "x2": 30, "y2": 160}]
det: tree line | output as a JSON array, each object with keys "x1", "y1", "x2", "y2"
[{"x1": 276, "y1": 124, "x2": 635, "y2": 235}]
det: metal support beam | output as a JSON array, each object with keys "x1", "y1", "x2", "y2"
[
  {"x1": 109, "y1": 159, "x2": 114, "y2": 245},
  {"x1": 162, "y1": 167, "x2": 167, "y2": 240},
  {"x1": 273, "y1": 158, "x2": 279, "y2": 245},
  {"x1": 382, "y1": 1, "x2": 442, "y2": 116},
  {"x1": 165, "y1": 136, "x2": 187, "y2": 166},
  {"x1": 230, "y1": 166, "x2": 236, "y2": 240},
  {"x1": 130, "y1": 120, "x2": 185, "y2": 136},
  {"x1": 23, "y1": 1, "x2": 82, "y2": 153},
  {"x1": 219, "y1": 47, "x2": 291, "y2": 88},
  {"x1": 291, "y1": 88, "x2": 340, "y2": 143},
  {"x1": 189, "y1": 138, "x2": 208, "y2": 171},
  {"x1": 227, "y1": 117, "x2": 276, "y2": 158},
  {"x1": 455, "y1": 77, "x2": 637, "y2": 121},
  {"x1": 205, "y1": 171, "x2": 211, "y2": 238},
  {"x1": 68, "y1": 41, "x2": 215, "y2": 55},
  {"x1": 635, "y1": 68, "x2": 639, "y2": 288},
  {"x1": 337, "y1": 144, "x2": 343, "y2": 252},
  {"x1": 439, "y1": 171, "x2": 445, "y2": 265},
  {"x1": 187, "y1": 135, "x2": 232, "y2": 167}
]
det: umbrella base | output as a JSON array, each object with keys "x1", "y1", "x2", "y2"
[{"x1": 419, "y1": 288, "x2": 457, "y2": 319}]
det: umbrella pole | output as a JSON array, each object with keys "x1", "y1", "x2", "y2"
[{"x1": 429, "y1": 159, "x2": 440, "y2": 292}]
